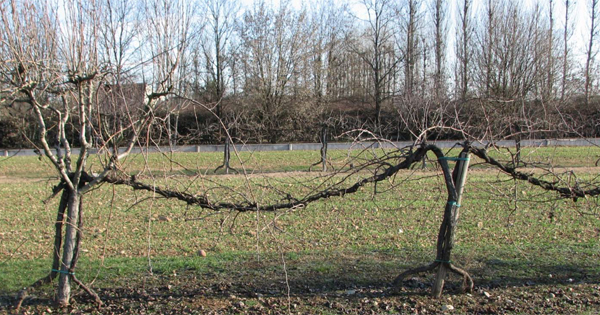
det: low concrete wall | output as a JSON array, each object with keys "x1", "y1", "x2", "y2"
[{"x1": 2, "y1": 138, "x2": 599, "y2": 158}]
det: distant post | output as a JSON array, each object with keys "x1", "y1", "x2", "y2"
[
  {"x1": 309, "y1": 125, "x2": 329, "y2": 172},
  {"x1": 215, "y1": 136, "x2": 236, "y2": 174},
  {"x1": 320, "y1": 126, "x2": 328, "y2": 172}
]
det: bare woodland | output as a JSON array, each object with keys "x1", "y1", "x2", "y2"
[
  {"x1": 1, "y1": 0, "x2": 600, "y2": 308},
  {"x1": 1, "y1": 0, "x2": 600, "y2": 147}
]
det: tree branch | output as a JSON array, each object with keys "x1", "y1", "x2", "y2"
[
  {"x1": 469, "y1": 147, "x2": 600, "y2": 200},
  {"x1": 105, "y1": 145, "x2": 431, "y2": 212}
]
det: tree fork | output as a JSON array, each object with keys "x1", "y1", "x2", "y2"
[{"x1": 393, "y1": 148, "x2": 472, "y2": 297}]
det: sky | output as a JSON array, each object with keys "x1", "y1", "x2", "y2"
[{"x1": 238, "y1": 0, "x2": 593, "y2": 61}]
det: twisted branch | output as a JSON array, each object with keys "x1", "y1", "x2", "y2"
[
  {"x1": 469, "y1": 147, "x2": 600, "y2": 200},
  {"x1": 104, "y1": 145, "x2": 430, "y2": 212}
]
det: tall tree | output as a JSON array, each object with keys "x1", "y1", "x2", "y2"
[
  {"x1": 546, "y1": 0, "x2": 555, "y2": 100},
  {"x1": 403, "y1": 0, "x2": 421, "y2": 98},
  {"x1": 237, "y1": 1, "x2": 309, "y2": 143},
  {"x1": 432, "y1": 0, "x2": 447, "y2": 102},
  {"x1": 307, "y1": 0, "x2": 350, "y2": 105},
  {"x1": 202, "y1": 0, "x2": 239, "y2": 119},
  {"x1": 482, "y1": 0, "x2": 497, "y2": 97},
  {"x1": 561, "y1": 0, "x2": 573, "y2": 100},
  {"x1": 351, "y1": 0, "x2": 399, "y2": 128},
  {"x1": 455, "y1": 0, "x2": 472, "y2": 100},
  {"x1": 585, "y1": 0, "x2": 599, "y2": 104}
]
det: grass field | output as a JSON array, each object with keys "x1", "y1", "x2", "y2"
[{"x1": 1, "y1": 146, "x2": 599, "y2": 314}]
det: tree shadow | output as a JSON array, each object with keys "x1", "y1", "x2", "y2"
[{"x1": 3, "y1": 254, "x2": 599, "y2": 311}]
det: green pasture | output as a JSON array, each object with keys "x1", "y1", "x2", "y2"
[
  {"x1": 0, "y1": 146, "x2": 599, "y2": 310},
  {"x1": 1, "y1": 145, "x2": 598, "y2": 179}
]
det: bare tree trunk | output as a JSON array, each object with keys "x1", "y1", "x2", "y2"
[
  {"x1": 56, "y1": 191, "x2": 81, "y2": 306},
  {"x1": 394, "y1": 148, "x2": 473, "y2": 297},
  {"x1": 433, "y1": 0, "x2": 446, "y2": 102},
  {"x1": 405, "y1": 0, "x2": 418, "y2": 98},
  {"x1": 215, "y1": 136, "x2": 236, "y2": 174},
  {"x1": 547, "y1": 0, "x2": 555, "y2": 101},
  {"x1": 585, "y1": 0, "x2": 599, "y2": 105},
  {"x1": 561, "y1": 0, "x2": 571, "y2": 101},
  {"x1": 51, "y1": 187, "x2": 69, "y2": 279},
  {"x1": 485, "y1": 0, "x2": 495, "y2": 97},
  {"x1": 321, "y1": 126, "x2": 328, "y2": 172},
  {"x1": 432, "y1": 151, "x2": 470, "y2": 296},
  {"x1": 309, "y1": 126, "x2": 329, "y2": 172},
  {"x1": 457, "y1": 0, "x2": 471, "y2": 100},
  {"x1": 15, "y1": 186, "x2": 68, "y2": 311}
]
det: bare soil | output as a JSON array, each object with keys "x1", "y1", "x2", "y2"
[{"x1": 3, "y1": 265, "x2": 600, "y2": 314}]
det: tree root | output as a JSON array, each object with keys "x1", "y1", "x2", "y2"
[
  {"x1": 15, "y1": 274, "x2": 103, "y2": 311},
  {"x1": 308, "y1": 159, "x2": 334, "y2": 172},
  {"x1": 214, "y1": 163, "x2": 238, "y2": 174},
  {"x1": 392, "y1": 262, "x2": 439, "y2": 288},
  {"x1": 391, "y1": 261, "x2": 473, "y2": 295},
  {"x1": 15, "y1": 272, "x2": 57, "y2": 312},
  {"x1": 447, "y1": 263, "x2": 474, "y2": 293},
  {"x1": 72, "y1": 275, "x2": 103, "y2": 307}
]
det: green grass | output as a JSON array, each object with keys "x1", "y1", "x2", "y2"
[
  {"x1": 0, "y1": 146, "x2": 599, "y2": 304},
  {"x1": 1, "y1": 145, "x2": 599, "y2": 179}
]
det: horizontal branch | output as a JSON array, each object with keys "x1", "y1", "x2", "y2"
[
  {"x1": 102, "y1": 143, "x2": 598, "y2": 214},
  {"x1": 469, "y1": 147, "x2": 600, "y2": 200},
  {"x1": 105, "y1": 145, "x2": 430, "y2": 212}
]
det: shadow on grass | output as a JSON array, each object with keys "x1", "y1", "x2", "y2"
[
  {"x1": 82, "y1": 254, "x2": 600, "y2": 300},
  {"x1": 2, "y1": 247, "x2": 599, "y2": 312}
]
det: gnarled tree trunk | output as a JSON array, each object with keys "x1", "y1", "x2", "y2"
[{"x1": 394, "y1": 148, "x2": 473, "y2": 297}]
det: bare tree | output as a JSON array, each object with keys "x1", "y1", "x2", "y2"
[
  {"x1": 402, "y1": 0, "x2": 421, "y2": 98},
  {"x1": 202, "y1": 0, "x2": 239, "y2": 119},
  {"x1": 475, "y1": 1, "x2": 540, "y2": 100},
  {"x1": 455, "y1": 0, "x2": 472, "y2": 100},
  {"x1": 585, "y1": 0, "x2": 599, "y2": 105},
  {"x1": 431, "y1": 0, "x2": 447, "y2": 102},
  {"x1": 0, "y1": 0, "x2": 192, "y2": 306},
  {"x1": 306, "y1": 0, "x2": 350, "y2": 106},
  {"x1": 546, "y1": 0, "x2": 556, "y2": 100},
  {"x1": 351, "y1": 0, "x2": 399, "y2": 128},
  {"x1": 480, "y1": 0, "x2": 497, "y2": 97},
  {"x1": 237, "y1": 1, "x2": 309, "y2": 143},
  {"x1": 561, "y1": 0, "x2": 574, "y2": 101}
]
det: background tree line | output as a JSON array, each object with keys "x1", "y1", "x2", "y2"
[{"x1": 2, "y1": 0, "x2": 600, "y2": 148}]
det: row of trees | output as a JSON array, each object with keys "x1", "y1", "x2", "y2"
[
  {"x1": 2, "y1": 0, "x2": 600, "y2": 148},
  {"x1": 2, "y1": 0, "x2": 600, "y2": 307}
]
